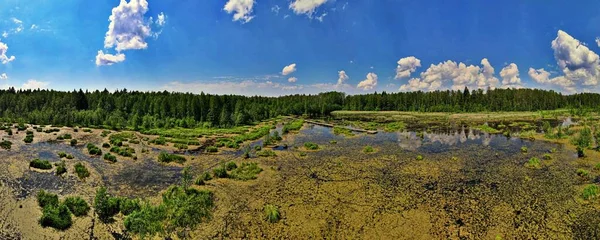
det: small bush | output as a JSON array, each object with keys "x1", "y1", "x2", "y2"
[
  {"x1": 86, "y1": 143, "x2": 102, "y2": 156},
  {"x1": 58, "y1": 152, "x2": 67, "y2": 158},
  {"x1": 257, "y1": 149, "x2": 277, "y2": 157},
  {"x1": 582, "y1": 184, "x2": 599, "y2": 200},
  {"x1": 206, "y1": 146, "x2": 218, "y2": 153},
  {"x1": 174, "y1": 143, "x2": 188, "y2": 150},
  {"x1": 102, "y1": 143, "x2": 110, "y2": 148},
  {"x1": 63, "y1": 196, "x2": 90, "y2": 217},
  {"x1": 104, "y1": 153, "x2": 117, "y2": 163},
  {"x1": 0, "y1": 140, "x2": 12, "y2": 150},
  {"x1": 74, "y1": 163, "x2": 90, "y2": 179},
  {"x1": 70, "y1": 139, "x2": 77, "y2": 146},
  {"x1": 230, "y1": 162, "x2": 263, "y2": 181},
  {"x1": 157, "y1": 151, "x2": 186, "y2": 164},
  {"x1": 119, "y1": 198, "x2": 141, "y2": 216},
  {"x1": 94, "y1": 187, "x2": 121, "y2": 223},
  {"x1": 24, "y1": 134, "x2": 33, "y2": 143},
  {"x1": 363, "y1": 146, "x2": 375, "y2": 153},
  {"x1": 543, "y1": 153, "x2": 552, "y2": 160},
  {"x1": 195, "y1": 172, "x2": 213, "y2": 185},
  {"x1": 520, "y1": 146, "x2": 528, "y2": 153},
  {"x1": 149, "y1": 137, "x2": 166, "y2": 145},
  {"x1": 254, "y1": 145, "x2": 262, "y2": 151},
  {"x1": 37, "y1": 190, "x2": 59, "y2": 208},
  {"x1": 30, "y1": 159, "x2": 53, "y2": 170},
  {"x1": 226, "y1": 161, "x2": 238, "y2": 171},
  {"x1": 101, "y1": 130, "x2": 110, "y2": 137},
  {"x1": 525, "y1": 157, "x2": 541, "y2": 169},
  {"x1": 304, "y1": 142, "x2": 319, "y2": 150},
  {"x1": 62, "y1": 134, "x2": 72, "y2": 139},
  {"x1": 416, "y1": 155, "x2": 424, "y2": 161},
  {"x1": 594, "y1": 163, "x2": 600, "y2": 171},
  {"x1": 329, "y1": 140, "x2": 337, "y2": 144},
  {"x1": 55, "y1": 161, "x2": 67, "y2": 175},
  {"x1": 577, "y1": 169, "x2": 591, "y2": 179},
  {"x1": 83, "y1": 129, "x2": 92, "y2": 133},
  {"x1": 39, "y1": 203, "x2": 72, "y2": 230},
  {"x1": 66, "y1": 154, "x2": 74, "y2": 159},
  {"x1": 213, "y1": 165, "x2": 228, "y2": 178},
  {"x1": 299, "y1": 152, "x2": 307, "y2": 157},
  {"x1": 6, "y1": 129, "x2": 12, "y2": 135},
  {"x1": 264, "y1": 204, "x2": 280, "y2": 223}
]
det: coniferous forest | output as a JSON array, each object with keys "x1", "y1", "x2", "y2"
[{"x1": 0, "y1": 87, "x2": 598, "y2": 129}]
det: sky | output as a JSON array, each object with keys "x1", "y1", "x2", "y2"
[{"x1": 1, "y1": 0, "x2": 600, "y2": 96}]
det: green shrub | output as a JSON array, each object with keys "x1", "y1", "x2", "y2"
[
  {"x1": 70, "y1": 139, "x2": 77, "y2": 146},
  {"x1": 594, "y1": 163, "x2": 600, "y2": 171},
  {"x1": 577, "y1": 169, "x2": 591, "y2": 179},
  {"x1": 102, "y1": 143, "x2": 110, "y2": 148},
  {"x1": 174, "y1": 143, "x2": 188, "y2": 150},
  {"x1": 206, "y1": 146, "x2": 218, "y2": 153},
  {"x1": 520, "y1": 146, "x2": 528, "y2": 153},
  {"x1": 66, "y1": 154, "x2": 73, "y2": 159},
  {"x1": 104, "y1": 153, "x2": 117, "y2": 163},
  {"x1": 37, "y1": 190, "x2": 59, "y2": 208},
  {"x1": 83, "y1": 129, "x2": 92, "y2": 133},
  {"x1": 282, "y1": 119, "x2": 304, "y2": 134},
  {"x1": 94, "y1": 187, "x2": 121, "y2": 223},
  {"x1": 0, "y1": 140, "x2": 12, "y2": 150},
  {"x1": 329, "y1": 140, "x2": 337, "y2": 144},
  {"x1": 543, "y1": 153, "x2": 552, "y2": 160},
  {"x1": 101, "y1": 130, "x2": 110, "y2": 137},
  {"x1": 74, "y1": 163, "x2": 90, "y2": 179},
  {"x1": 525, "y1": 157, "x2": 541, "y2": 169},
  {"x1": 363, "y1": 146, "x2": 375, "y2": 153},
  {"x1": 157, "y1": 151, "x2": 186, "y2": 164},
  {"x1": 6, "y1": 129, "x2": 12, "y2": 135},
  {"x1": 304, "y1": 142, "x2": 319, "y2": 150},
  {"x1": 582, "y1": 184, "x2": 599, "y2": 200},
  {"x1": 333, "y1": 127, "x2": 354, "y2": 137},
  {"x1": 39, "y1": 203, "x2": 72, "y2": 230},
  {"x1": 195, "y1": 172, "x2": 213, "y2": 185},
  {"x1": 62, "y1": 134, "x2": 72, "y2": 139},
  {"x1": 63, "y1": 196, "x2": 90, "y2": 217},
  {"x1": 230, "y1": 162, "x2": 263, "y2": 181},
  {"x1": 572, "y1": 127, "x2": 593, "y2": 158},
  {"x1": 149, "y1": 137, "x2": 167, "y2": 145},
  {"x1": 213, "y1": 165, "x2": 228, "y2": 178},
  {"x1": 119, "y1": 198, "x2": 141, "y2": 216},
  {"x1": 30, "y1": 159, "x2": 52, "y2": 170},
  {"x1": 55, "y1": 161, "x2": 67, "y2": 175},
  {"x1": 58, "y1": 152, "x2": 67, "y2": 158},
  {"x1": 384, "y1": 122, "x2": 406, "y2": 132},
  {"x1": 86, "y1": 143, "x2": 102, "y2": 155},
  {"x1": 254, "y1": 145, "x2": 262, "y2": 151},
  {"x1": 24, "y1": 134, "x2": 33, "y2": 143},
  {"x1": 257, "y1": 149, "x2": 276, "y2": 157},
  {"x1": 416, "y1": 155, "x2": 424, "y2": 161},
  {"x1": 264, "y1": 204, "x2": 280, "y2": 223},
  {"x1": 225, "y1": 161, "x2": 238, "y2": 171}
]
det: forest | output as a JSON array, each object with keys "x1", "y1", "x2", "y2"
[{"x1": 0, "y1": 87, "x2": 598, "y2": 129}]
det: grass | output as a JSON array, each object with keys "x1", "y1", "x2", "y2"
[
  {"x1": 384, "y1": 122, "x2": 406, "y2": 132},
  {"x1": 582, "y1": 184, "x2": 599, "y2": 200},
  {"x1": 74, "y1": 163, "x2": 90, "y2": 179},
  {"x1": 63, "y1": 196, "x2": 90, "y2": 217},
  {"x1": 30, "y1": 159, "x2": 53, "y2": 170},
  {"x1": 304, "y1": 142, "x2": 319, "y2": 150},
  {"x1": 525, "y1": 157, "x2": 541, "y2": 169},
  {"x1": 594, "y1": 163, "x2": 600, "y2": 171},
  {"x1": 206, "y1": 146, "x2": 218, "y2": 153},
  {"x1": 157, "y1": 151, "x2": 186, "y2": 164},
  {"x1": 110, "y1": 146, "x2": 135, "y2": 157},
  {"x1": 0, "y1": 140, "x2": 11, "y2": 150},
  {"x1": 225, "y1": 161, "x2": 238, "y2": 171},
  {"x1": 543, "y1": 153, "x2": 552, "y2": 160},
  {"x1": 257, "y1": 149, "x2": 277, "y2": 157},
  {"x1": 195, "y1": 172, "x2": 213, "y2": 185},
  {"x1": 213, "y1": 165, "x2": 228, "y2": 178},
  {"x1": 55, "y1": 161, "x2": 67, "y2": 175},
  {"x1": 473, "y1": 124, "x2": 501, "y2": 134},
  {"x1": 577, "y1": 169, "x2": 591, "y2": 179},
  {"x1": 333, "y1": 127, "x2": 355, "y2": 137},
  {"x1": 264, "y1": 204, "x2": 280, "y2": 223},
  {"x1": 229, "y1": 162, "x2": 263, "y2": 180},
  {"x1": 142, "y1": 125, "x2": 248, "y2": 139},
  {"x1": 363, "y1": 146, "x2": 375, "y2": 153},
  {"x1": 174, "y1": 143, "x2": 188, "y2": 150},
  {"x1": 282, "y1": 119, "x2": 304, "y2": 134},
  {"x1": 416, "y1": 155, "x2": 424, "y2": 161}
]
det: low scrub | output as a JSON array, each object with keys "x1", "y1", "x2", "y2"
[
  {"x1": 257, "y1": 149, "x2": 277, "y2": 157},
  {"x1": 86, "y1": 143, "x2": 102, "y2": 156},
  {"x1": 39, "y1": 203, "x2": 72, "y2": 230},
  {"x1": 70, "y1": 139, "x2": 77, "y2": 146},
  {"x1": 37, "y1": 190, "x2": 59, "y2": 208},
  {"x1": 205, "y1": 146, "x2": 218, "y2": 153},
  {"x1": 213, "y1": 165, "x2": 228, "y2": 178},
  {"x1": 24, "y1": 134, "x2": 34, "y2": 143},
  {"x1": 582, "y1": 184, "x2": 599, "y2": 200},
  {"x1": 195, "y1": 172, "x2": 213, "y2": 185},
  {"x1": 63, "y1": 196, "x2": 90, "y2": 217},
  {"x1": 264, "y1": 204, "x2": 280, "y2": 223},
  {"x1": 58, "y1": 152, "x2": 67, "y2": 158},
  {"x1": 304, "y1": 142, "x2": 319, "y2": 150},
  {"x1": 229, "y1": 162, "x2": 263, "y2": 181},
  {"x1": 104, "y1": 153, "x2": 117, "y2": 163},
  {"x1": 225, "y1": 161, "x2": 238, "y2": 171},
  {"x1": 55, "y1": 161, "x2": 67, "y2": 175},
  {"x1": 577, "y1": 169, "x2": 591, "y2": 179},
  {"x1": 363, "y1": 146, "x2": 375, "y2": 153},
  {"x1": 74, "y1": 163, "x2": 90, "y2": 179},
  {"x1": 158, "y1": 151, "x2": 186, "y2": 164},
  {"x1": 0, "y1": 140, "x2": 12, "y2": 150},
  {"x1": 384, "y1": 122, "x2": 406, "y2": 132},
  {"x1": 30, "y1": 159, "x2": 52, "y2": 170},
  {"x1": 520, "y1": 146, "x2": 528, "y2": 153},
  {"x1": 525, "y1": 157, "x2": 541, "y2": 169}
]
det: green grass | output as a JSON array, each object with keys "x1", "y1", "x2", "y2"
[
  {"x1": 520, "y1": 146, "x2": 528, "y2": 153},
  {"x1": 282, "y1": 119, "x2": 304, "y2": 134},
  {"x1": 543, "y1": 153, "x2": 552, "y2": 160},
  {"x1": 212, "y1": 165, "x2": 228, "y2": 178},
  {"x1": 142, "y1": 126, "x2": 248, "y2": 139},
  {"x1": 205, "y1": 146, "x2": 218, "y2": 153},
  {"x1": 473, "y1": 124, "x2": 501, "y2": 134},
  {"x1": 174, "y1": 143, "x2": 188, "y2": 150},
  {"x1": 225, "y1": 161, "x2": 238, "y2": 171},
  {"x1": 30, "y1": 159, "x2": 52, "y2": 170},
  {"x1": 577, "y1": 169, "x2": 591, "y2": 179},
  {"x1": 363, "y1": 146, "x2": 375, "y2": 153},
  {"x1": 230, "y1": 162, "x2": 263, "y2": 181},
  {"x1": 257, "y1": 149, "x2": 277, "y2": 157},
  {"x1": 74, "y1": 163, "x2": 90, "y2": 179},
  {"x1": 157, "y1": 152, "x2": 186, "y2": 164},
  {"x1": 264, "y1": 204, "x2": 280, "y2": 223},
  {"x1": 304, "y1": 142, "x2": 319, "y2": 150},
  {"x1": 333, "y1": 127, "x2": 355, "y2": 137},
  {"x1": 195, "y1": 172, "x2": 213, "y2": 185},
  {"x1": 525, "y1": 157, "x2": 541, "y2": 169},
  {"x1": 594, "y1": 163, "x2": 600, "y2": 171},
  {"x1": 384, "y1": 122, "x2": 406, "y2": 132},
  {"x1": 582, "y1": 184, "x2": 599, "y2": 200},
  {"x1": 63, "y1": 196, "x2": 90, "y2": 217}
]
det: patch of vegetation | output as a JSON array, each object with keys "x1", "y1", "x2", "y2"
[
  {"x1": 102, "y1": 143, "x2": 110, "y2": 148},
  {"x1": 94, "y1": 187, "x2": 121, "y2": 223},
  {"x1": 119, "y1": 198, "x2": 141, "y2": 216},
  {"x1": 63, "y1": 196, "x2": 90, "y2": 217},
  {"x1": 6, "y1": 128, "x2": 12, "y2": 135},
  {"x1": 66, "y1": 154, "x2": 73, "y2": 159},
  {"x1": 86, "y1": 143, "x2": 102, "y2": 156},
  {"x1": 149, "y1": 136, "x2": 167, "y2": 145},
  {"x1": 525, "y1": 157, "x2": 541, "y2": 169},
  {"x1": 174, "y1": 143, "x2": 188, "y2": 150},
  {"x1": 0, "y1": 140, "x2": 11, "y2": 150},
  {"x1": 58, "y1": 151, "x2": 67, "y2": 158},
  {"x1": 101, "y1": 130, "x2": 110, "y2": 137},
  {"x1": 282, "y1": 119, "x2": 304, "y2": 134},
  {"x1": 205, "y1": 146, "x2": 218, "y2": 153},
  {"x1": 572, "y1": 127, "x2": 593, "y2": 158},
  {"x1": 39, "y1": 203, "x2": 72, "y2": 230},
  {"x1": 82, "y1": 128, "x2": 92, "y2": 133},
  {"x1": 473, "y1": 124, "x2": 501, "y2": 134},
  {"x1": 70, "y1": 139, "x2": 77, "y2": 146},
  {"x1": 304, "y1": 142, "x2": 319, "y2": 150},
  {"x1": 416, "y1": 155, "x2": 424, "y2": 161},
  {"x1": 333, "y1": 126, "x2": 355, "y2": 137},
  {"x1": 582, "y1": 184, "x2": 599, "y2": 200},
  {"x1": 24, "y1": 133, "x2": 33, "y2": 143},
  {"x1": 363, "y1": 146, "x2": 375, "y2": 153},
  {"x1": 110, "y1": 146, "x2": 135, "y2": 157},
  {"x1": 37, "y1": 190, "x2": 59, "y2": 208},
  {"x1": 577, "y1": 169, "x2": 591, "y2": 179},
  {"x1": 30, "y1": 159, "x2": 52, "y2": 170},
  {"x1": 55, "y1": 161, "x2": 67, "y2": 175},
  {"x1": 543, "y1": 153, "x2": 552, "y2": 160},
  {"x1": 384, "y1": 121, "x2": 406, "y2": 132},
  {"x1": 299, "y1": 152, "x2": 307, "y2": 157},
  {"x1": 329, "y1": 140, "x2": 337, "y2": 144},
  {"x1": 195, "y1": 172, "x2": 213, "y2": 185},
  {"x1": 74, "y1": 163, "x2": 90, "y2": 179},
  {"x1": 158, "y1": 151, "x2": 186, "y2": 164},
  {"x1": 213, "y1": 165, "x2": 228, "y2": 178},
  {"x1": 264, "y1": 204, "x2": 280, "y2": 223},
  {"x1": 229, "y1": 162, "x2": 263, "y2": 180},
  {"x1": 594, "y1": 163, "x2": 600, "y2": 171},
  {"x1": 257, "y1": 149, "x2": 277, "y2": 157},
  {"x1": 225, "y1": 161, "x2": 238, "y2": 171},
  {"x1": 520, "y1": 146, "x2": 528, "y2": 153},
  {"x1": 103, "y1": 153, "x2": 117, "y2": 163},
  {"x1": 61, "y1": 134, "x2": 72, "y2": 139}
]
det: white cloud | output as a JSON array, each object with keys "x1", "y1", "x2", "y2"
[
  {"x1": 271, "y1": 5, "x2": 281, "y2": 15},
  {"x1": 552, "y1": 30, "x2": 600, "y2": 86},
  {"x1": 104, "y1": 0, "x2": 152, "y2": 52},
  {"x1": 1, "y1": 32, "x2": 7, "y2": 38},
  {"x1": 499, "y1": 63, "x2": 522, "y2": 88},
  {"x1": 224, "y1": 0, "x2": 256, "y2": 23},
  {"x1": 337, "y1": 70, "x2": 349, "y2": 85},
  {"x1": 22, "y1": 79, "x2": 49, "y2": 90},
  {"x1": 281, "y1": 63, "x2": 297, "y2": 75},
  {"x1": 0, "y1": 41, "x2": 16, "y2": 64},
  {"x1": 395, "y1": 56, "x2": 421, "y2": 79},
  {"x1": 315, "y1": 13, "x2": 327, "y2": 22},
  {"x1": 357, "y1": 72, "x2": 377, "y2": 90},
  {"x1": 528, "y1": 68, "x2": 576, "y2": 93},
  {"x1": 30, "y1": 24, "x2": 37, "y2": 30},
  {"x1": 288, "y1": 77, "x2": 298, "y2": 83},
  {"x1": 0, "y1": 73, "x2": 7, "y2": 80},
  {"x1": 289, "y1": 0, "x2": 328, "y2": 17},
  {"x1": 399, "y1": 59, "x2": 501, "y2": 91},
  {"x1": 95, "y1": 50, "x2": 125, "y2": 66},
  {"x1": 10, "y1": 18, "x2": 22, "y2": 25},
  {"x1": 156, "y1": 12, "x2": 166, "y2": 26}
]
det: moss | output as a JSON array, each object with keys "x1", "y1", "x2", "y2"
[
  {"x1": 30, "y1": 159, "x2": 52, "y2": 170},
  {"x1": 264, "y1": 204, "x2": 280, "y2": 223}
]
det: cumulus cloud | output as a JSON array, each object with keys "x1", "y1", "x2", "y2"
[
  {"x1": 337, "y1": 70, "x2": 349, "y2": 85},
  {"x1": 528, "y1": 68, "x2": 575, "y2": 93},
  {"x1": 357, "y1": 72, "x2": 377, "y2": 90},
  {"x1": 282, "y1": 63, "x2": 297, "y2": 75},
  {"x1": 104, "y1": 0, "x2": 152, "y2": 51},
  {"x1": 22, "y1": 79, "x2": 49, "y2": 90},
  {"x1": 552, "y1": 30, "x2": 600, "y2": 86},
  {"x1": 399, "y1": 59, "x2": 501, "y2": 92},
  {"x1": 95, "y1": 50, "x2": 126, "y2": 66},
  {"x1": 288, "y1": 77, "x2": 298, "y2": 83},
  {"x1": 156, "y1": 12, "x2": 166, "y2": 26},
  {"x1": 224, "y1": 0, "x2": 255, "y2": 23},
  {"x1": 0, "y1": 73, "x2": 7, "y2": 80},
  {"x1": 499, "y1": 63, "x2": 522, "y2": 88},
  {"x1": 395, "y1": 56, "x2": 421, "y2": 79},
  {"x1": 289, "y1": 0, "x2": 328, "y2": 17},
  {"x1": 0, "y1": 41, "x2": 16, "y2": 64}
]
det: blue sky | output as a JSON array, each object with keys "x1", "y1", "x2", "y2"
[{"x1": 1, "y1": 0, "x2": 600, "y2": 95}]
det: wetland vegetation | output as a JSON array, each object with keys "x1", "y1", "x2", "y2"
[{"x1": 2, "y1": 88, "x2": 600, "y2": 239}]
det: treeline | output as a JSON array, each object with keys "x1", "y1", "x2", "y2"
[{"x1": 0, "y1": 87, "x2": 598, "y2": 129}]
